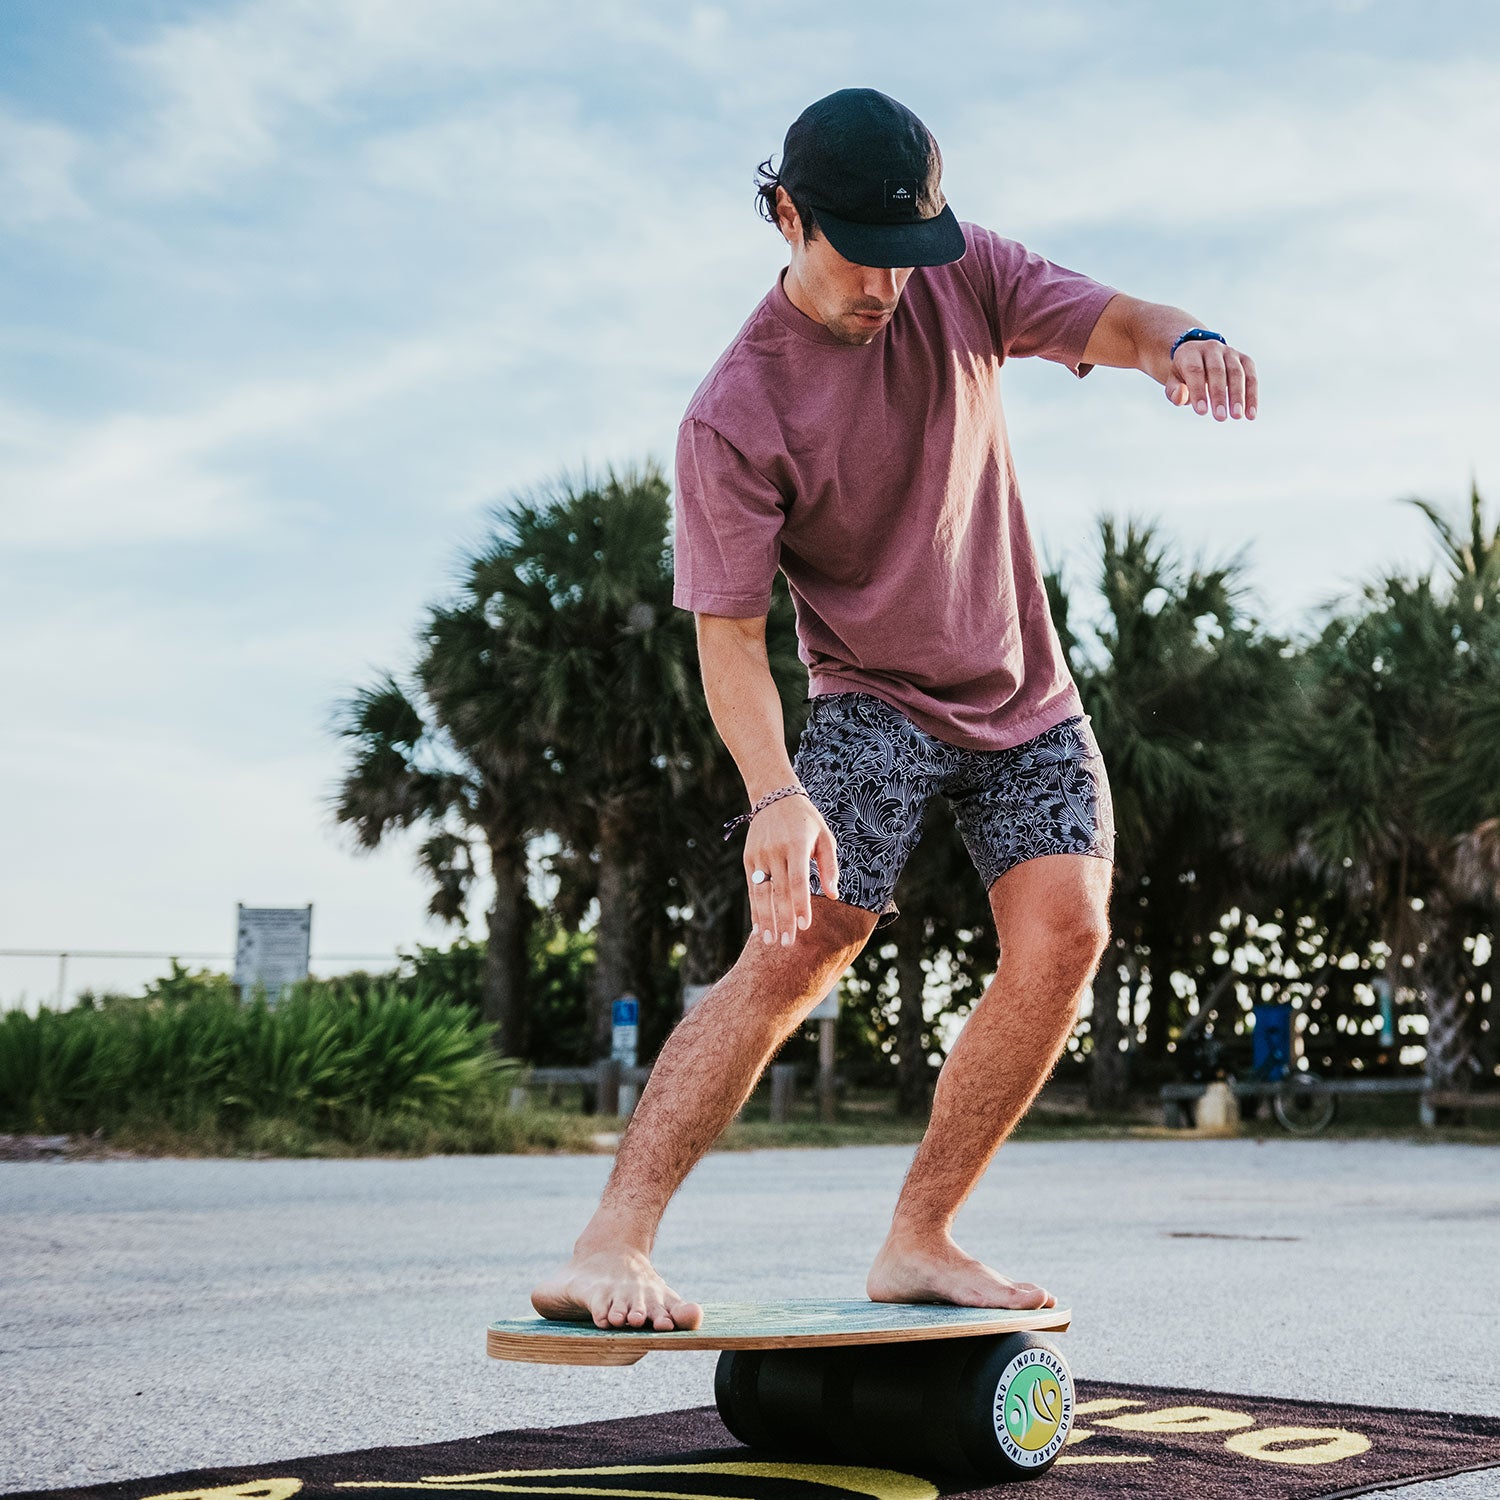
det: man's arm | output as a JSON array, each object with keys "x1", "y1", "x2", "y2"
[
  {"x1": 697, "y1": 612, "x2": 839, "y2": 949},
  {"x1": 1082, "y1": 291, "x2": 1259, "y2": 422}
]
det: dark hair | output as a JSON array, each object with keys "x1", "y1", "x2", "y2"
[{"x1": 754, "y1": 155, "x2": 821, "y2": 242}]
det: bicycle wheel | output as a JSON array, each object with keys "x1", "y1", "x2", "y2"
[{"x1": 1273, "y1": 1072, "x2": 1336, "y2": 1134}]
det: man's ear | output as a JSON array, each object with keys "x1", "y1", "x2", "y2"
[{"x1": 774, "y1": 185, "x2": 801, "y2": 247}]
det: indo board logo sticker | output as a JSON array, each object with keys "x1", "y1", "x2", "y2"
[
  {"x1": 883, "y1": 179, "x2": 919, "y2": 215},
  {"x1": 994, "y1": 1346, "x2": 1073, "y2": 1467}
]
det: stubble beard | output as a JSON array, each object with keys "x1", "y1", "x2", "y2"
[{"x1": 828, "y1": 305, "x2": 891, "y2": 346}]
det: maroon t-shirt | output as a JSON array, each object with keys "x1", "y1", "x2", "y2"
[{"x1": 672, "y1": 222, "x2": 1117, "y2": 751}]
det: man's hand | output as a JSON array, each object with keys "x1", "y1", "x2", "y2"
[
  {"x1": 1165, "y1": 339, "x2": 1258, "y2": 422},
  {"x1": 1079, "y1": 296, "x2": 1260, "y2": 421},
  {"x1": 745, "y1": 795, "x2": 840, "y2": 947}
]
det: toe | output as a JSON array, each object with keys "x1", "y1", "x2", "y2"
[{"x1": 669, "y1": 1298, "x2": 705, "y2": 1330}]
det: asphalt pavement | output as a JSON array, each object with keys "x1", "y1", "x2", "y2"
[{"x1": 2, "y1": 1138, "x2": 1497, "y2": 1495}]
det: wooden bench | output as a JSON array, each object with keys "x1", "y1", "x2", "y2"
[
  {"x1": 1159, "y1": 1080, "x2": 1287, "y2": 1129},
  {"x1": 1421, "y1": 1090, "x2": 1500, "y2": 1127},
  {"x1": 1160, "y1": 1077, "x2": 1430, "y2": 1129},
  {"x1": 512, "y1": 1061, "x2": 653, "y2": 1117}
]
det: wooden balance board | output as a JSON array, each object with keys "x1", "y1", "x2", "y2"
[{"x1": 487, "y1": 1298, "x2": 1071, "y2": 1366}]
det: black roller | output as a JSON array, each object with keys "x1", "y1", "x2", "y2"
[
  {"x1": 948, "y1": 1332, "x2": 1074, "y2": 1481},
  {"x1": 714, "y1": 1332, "x2": 1073, "y2": 1483}
]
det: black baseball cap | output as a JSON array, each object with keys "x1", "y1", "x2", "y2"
[{"x1": 778, "y1": 88, "x2": 965, "y2": 269}]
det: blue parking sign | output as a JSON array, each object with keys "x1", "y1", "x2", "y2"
[{"x1": 611, "y1": 995, "x2": 639, "y2": 1067}]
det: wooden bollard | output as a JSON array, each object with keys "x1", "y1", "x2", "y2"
[
  {"x1": 594, "y1": 1057, "x2": 622, "y2": 1117},
  {"x1": 769, "y1": 1063, "x2": 797, "y2": 1124}
]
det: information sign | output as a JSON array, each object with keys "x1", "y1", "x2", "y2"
[{"x1": 233, "y1": 904, "x2": 312, "y2": 1004}]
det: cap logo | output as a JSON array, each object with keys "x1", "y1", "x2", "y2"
[{"x1": 883, "y1": 179, "x2": 919, "y2": 216}]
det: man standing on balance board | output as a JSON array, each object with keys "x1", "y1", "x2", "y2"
[{"x1": 534, "y1": 88, "x2": 1258, "y2": 1330}]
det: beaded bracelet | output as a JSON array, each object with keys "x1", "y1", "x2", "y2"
[{"x1": 722, "y1": 785, "x2": 809, "y2": 840}]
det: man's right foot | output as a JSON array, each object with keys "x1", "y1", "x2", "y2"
[{"x1": 530, "y1": 1245, "x2": 704, "y2": 1331}]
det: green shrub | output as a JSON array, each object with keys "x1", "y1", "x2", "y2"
[{"x1": 0, "y1": 982, "x2": 516, "y2": 1140}]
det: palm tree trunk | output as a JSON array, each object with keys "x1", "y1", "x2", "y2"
[
  {"x1": 1141, "y1": 955, "x2": 1175, "y2": 1067},
  {"x1": 680, "y1": 839, "x2": 747, "y2": 987},
  {"x1": 1414, "y1": 893, "x2": 1479, "y2": 1094},
  {"x1": 1419, "y1": 951, "x2": 1475, "y2": 1092},
  {"x1": 894, "y1": 927, "x2": 929, "y2": 1117},
  {"x1": 482, "y1": 833, "x2": 531, "y2": 1057},
  {"x1": 1478, "y1": 939, "x2": 1500, "y2": 1081},
  {"x1": 591, "y1": 805, "x2": 639, "y2": 1058},
  {"x1": 1088, "y1": 940, "x2": 1131, "y2": 1112}
]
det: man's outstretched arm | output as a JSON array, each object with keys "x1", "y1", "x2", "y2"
[{"x1": 1081, "y1": 291, "x2": 1258, "y2": 422}]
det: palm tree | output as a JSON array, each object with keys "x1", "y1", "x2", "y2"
[
  {"x1": 669, "y1": 578, "x2": 808, "y2": 988},
  {"x1": 1408, "y1": 483, "x2": 1500, "y2": 1090},
  {"x1": 1406, "y1": 477, "x2": 1500, "y2": 617},
  {"x1": 416, "y1": 599, "x2": 557, "y2": 1057},
  {"x1": 461, "y1": 464, "x2": 717, "y2": 1054},
  {"x1": 884, "y1": 809, "x2": 994, "y2": 1116},
  {"x1": 1052, "y1": 519, "x2": 1289, "y2": 1107},
  {"x1": 1244, "y1": 500, "x2": 1500, "y2": 1094},
  {"x1": 327, "y1": 662, "x2": 540, "y2": 1056}
]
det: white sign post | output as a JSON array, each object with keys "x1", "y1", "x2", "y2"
[
  {"x1": 686, "y1": 978, "x2": 841, "y2": 1122},
  {"x1": 811, "y1": 982, "x2": 840, "y2": 1122},
  {"x1": 233, "y1": 904, "x2": 312, "y2": 1004}
]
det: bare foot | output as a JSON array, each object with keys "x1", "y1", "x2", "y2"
[
  {"x1": 866, "y1": 1234, "x2": 1056, "y2": 1310},
  {"x1": 531, "y1": 1244, "x2": 704, "y2": 1331}
]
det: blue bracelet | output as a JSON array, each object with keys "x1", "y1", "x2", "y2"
[{"x1": 1170, "y1": 327, "x2": 1226, "y2": 361}]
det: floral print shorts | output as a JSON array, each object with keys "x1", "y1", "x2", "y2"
[{"x1": 791, "y1": 691, "x2": 1115, "y2": 928}]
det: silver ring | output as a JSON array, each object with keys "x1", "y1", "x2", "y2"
[{"x1": 750, "y1": 869, "x2": 769, "y2": 885}]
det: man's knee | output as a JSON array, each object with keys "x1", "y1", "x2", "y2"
[
  {"x1": 725, "y1": 894, "x2": 875, "y2": 1013},
  {"x1": 1051, "y1": 902, "x2": 1111, "y2": 969},
  {"x1": 1016, "y1": 913, "x2": 1108, "y2": 999},
  {"x1": 992, "y1": 856, "x2": 1112, "y2": 983}
]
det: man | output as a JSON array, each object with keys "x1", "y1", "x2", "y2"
[{"x1": 533, "y1": 88, "x2": 1256, "y2": 1332}]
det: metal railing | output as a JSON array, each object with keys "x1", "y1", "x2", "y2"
[{"x1": 0, "y1": 948, "x2": 399, "y2": 1010}]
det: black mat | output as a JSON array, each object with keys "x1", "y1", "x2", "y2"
[{"x1": 10, "y1": 1381, "x2": 1500, "y2": 1500}]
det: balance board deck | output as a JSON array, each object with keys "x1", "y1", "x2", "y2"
[{"x1": 487, "y1": 1298, "x2": 1072, "y2": 1365}]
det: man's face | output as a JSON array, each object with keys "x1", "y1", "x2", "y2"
[{"x1": 776, "y1": 187, "x2": 913, "y2": 346}]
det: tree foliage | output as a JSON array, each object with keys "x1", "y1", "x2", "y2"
[{"x1": 323, "y1": 471, "x2": 1498, "y2": 1101}]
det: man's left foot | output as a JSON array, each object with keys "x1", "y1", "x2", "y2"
[{"x1": 866, "y1": 1234, "x2": 1056, "y2": 1310}]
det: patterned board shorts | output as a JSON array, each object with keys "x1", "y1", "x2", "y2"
[{"x1": 792, "y1": 691, "x2": 1115, "y2": 928}]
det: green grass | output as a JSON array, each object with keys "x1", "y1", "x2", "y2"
[{"x1": 97, "y1": 1100, "x2": 601, "y2": 1158}]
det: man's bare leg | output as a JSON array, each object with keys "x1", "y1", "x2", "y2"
[
  {"x1": 867, "y1": 854, "x2": 1111, "y2": 1311},
  {"x1": 532, "y1": 894, "x2": 877, "y2": 1331}
]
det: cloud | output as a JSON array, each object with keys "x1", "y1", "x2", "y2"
[
  {"x1": 0, "y1": 330, "x2": 505, "y2": 550},
  {"x1": 0, "y1": 717, "x2": 454, "y2": 988},
  {"x1": 106, "y1": 0, "x2": 721, "y2": 200},
  {"x1": 110, "y1": 0, "x2": 473, "y2": 198},
  {"x1": 955, "y1": 56, "x2": 1500, "y2": 239},
  {"x1": 0, "y1": 105, "x2": 90, "y2": 226}
]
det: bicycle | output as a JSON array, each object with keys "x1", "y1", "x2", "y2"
[{"x1": 1180, "y1": 1031, "x2": 1338, "y2": 1135}]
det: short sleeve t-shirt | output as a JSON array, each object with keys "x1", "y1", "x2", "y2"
[{"x1": 671, "y1": 222, "x2": 1118, "y2": 752}]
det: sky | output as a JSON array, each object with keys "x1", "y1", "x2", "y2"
[{"x1": 2, "y1": 0, "x2": 1497, "y2": 1008}]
